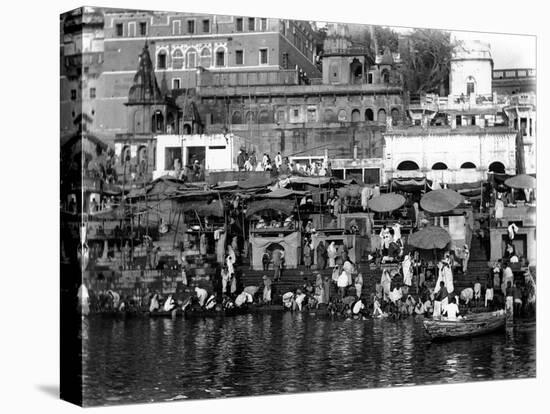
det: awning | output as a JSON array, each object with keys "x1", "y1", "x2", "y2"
[
  {"x1": 237, "y1": 176, "x2": 273, "y2": 189},
  {"x1": 391, "y1": 177, "x2": 431, "y2": 192},
  {"x1": 420, "y1": 189, "x2": 464, "y2": 214},
  {"x1": 177, "y1": 200, "x2": 224, "y2": 217},
  {"x1": 368, "y1": 193, "x2": 406, "y2": 212},
  {"x1": 254, "y1": 188, "x2": 308, "y2": 199},
  {"x1": 246, "y1": 199, "x2": 295, "y2": 217},
  {"x1": 289, "y1": 176, "x2": 332, "y2": 186},
  {"x1": 407, "y1": 226, "x2": 451, "y2": 250},
  {"x1": 504, "y1": 174, "x2": 536, "y2": 189}
]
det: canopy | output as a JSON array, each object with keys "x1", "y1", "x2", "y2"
[
  {"x1": 407, "y1": 226, "x2": 451, "y2": 250},
  {"x1": 391, "y1": 177, "x2": 431, "y2": 192},
  {"x1": 289, "y1": 176, "x2": 332, "y2": 186},
  {"x1": 237, "y1": 176, "x2": 273, "y2": 189},
  {"x1": 504, "y1": 174, "x2": 536, "y2": 189},
  {"x1": 367, "y1": 193, "x2": 406, "y2": 212},
  {"x1": 254, "y1": 188, "x2": 308, "y2": 199},
  {"x1": 246, "y1": 199, "x2": 295, "y2": 217},
  {"x1": 420, "y1": 189, "x2": 464, "y2": 213},
  {"x1": 178, "y1": 200, "x2": 224, "y2": 217}
]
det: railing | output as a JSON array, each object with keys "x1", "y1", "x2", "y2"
[{"x1": 198, "y1": 69, "x2": 299, "y2": 87}]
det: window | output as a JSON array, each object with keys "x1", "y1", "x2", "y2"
[
  {"x1": 307, "y1": 107, "x2": 317, "y2": 122},
  {"x1": 70, "y1": 89, "x2": 76, "y2": 100},
  {"x1": 172, "y1": 78, "x2": 181, "y2": 89},
  {"x1": 172, "y1": 49, "x2": 184, "y2": 69},
  {"x1": 90, "y1": 88, "x2": 96, "y2": 99},
  {"x1": 293, "y1": 109, "x2": 299, "y2": 117},
  {"x1": 186, "y1": 50, "x2": 196, "y2": 68},
  {"x1": 365, "y1": 108, "x2": 374, "y2": 121},
  {"x1": 260, "y1": 18, "x2": 267, "y2": 31},
  {"x1": 139, "y1": 22, "x2": 147, "y2": 36},
  {"x1": 259, "y1": 48, "x2": 268, "y2": 65},
  {"x1": 128, "y1": 22, "x2": 136, "y2": 37},
  {"x1": 200, "y1": 48, "x2": 211, "y2": 67},
  {"x1": 456, "y1": 115, "x2": 462, "y2": 126},
  {"x1": 236, "y1": 18, "x2": 243, "y2": 32},
  {"x1": 248, "y1": 18, "x2": 255, "y2": 31},
  {"x1": 116, "y1": 23, "x2": 123, "y2": 37},
  {"x1": 157, "y1": 52, "x2": 167, "y2": 69},
  {"x1": 280, "y1": 21, "x2": 286, "y2": 35},
  {"x1": 83, "y1": 66, "x2": 89, "y2": 74},
  {"x1": 235, "y1": 50, "x2": 244, "y2": 65},
  {"x1": 172, "y1": 20, "x2": 181, "y2": 35},
  {"x1": 215, "y1": 49, "x2": 225, "y2": 67},
  {"x1": 467, "y1": 81, "x2": 475, "y2": 95},
  {"x1": 471, "y1": 116, "x2": 476, "y2": 126},
  {"x1": 202, "y1": 19, "x2": 210, "y2": 33},
  {"x1": 520, "y1": 118, "x2": 528, "y2": 136},
  {"x1": 367, "y1": 73, "x2": 373, "y2": 84},
  {"x1": 187, "y1": 20, "x2": 195, "y2": 34},
  {"x1": 282, "y1": 53, "x2": 289, "y2": 69}
]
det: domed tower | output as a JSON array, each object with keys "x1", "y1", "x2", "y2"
[{"x1": 449, "y1": 38, "x2": 493, "y2": 97}]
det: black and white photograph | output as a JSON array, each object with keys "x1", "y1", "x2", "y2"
[{"x1": 56, "y1": 3, "x2": 541, "y2": 407}]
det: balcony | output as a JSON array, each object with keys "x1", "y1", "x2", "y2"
[{"x1": 198, "y1": 69, "x2": 299, "y2": 88}]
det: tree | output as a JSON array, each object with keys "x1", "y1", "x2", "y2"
[{"x1": 399, "y1": 28, "x2": 458, "y2": 95}]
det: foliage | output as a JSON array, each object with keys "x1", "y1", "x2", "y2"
[{"x1": 399, "y1": 29, "x2": 458, "y2": 95}]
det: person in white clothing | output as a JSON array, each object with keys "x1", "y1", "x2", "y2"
[
  {"x1": 507, "y1": 223, "x2": 519, "y2": 241},
  {"x1": 275, "y1": 152, "x2": 282, "y2": 169},
  {"x1": 443, "y1": 297, "x2": 460, "y2": 321},
  {"x1": 194, "y1": 287, "x2": 208, "y2": 307}
]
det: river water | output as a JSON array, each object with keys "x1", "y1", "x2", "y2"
[{"x1": 81, "y1": 314, "x2": 536, "y2": 406}]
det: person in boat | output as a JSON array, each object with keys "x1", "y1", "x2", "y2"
[
  {"x1": 433, "y1": 281, "x2": 448, "y2": 318},
  {"x1": 163, "y1": 294, "x2": 176, "y2": 312},
  {"x1": 77, "y1": 283, "x2": 90, "y2": 316},
  {"x1": 442, "y1": 296, "x2": 460, "y2": 321},
  {"x1": 460, "y1": 287, "x2": 474, "y2": 307},
  {"x1": 262, "y1": 275, "x2": 273, "y2": 305},
  {"x1": 107, "y1": 290, "x2": 120, "y2": 310},
  {"x1": 244, "y1": 285, "x2": 259, "y2": 301},
  {"x1": 194, "y1": 287, "x2": 208, "y2": 307}
]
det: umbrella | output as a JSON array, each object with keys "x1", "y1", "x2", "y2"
[
  {"x1": 367, "y1": 193, "x2": 406, "y2": 212},
  {"x1": 407, "y1": 226, "x2": 451, "y2": 250},
  {"x1": 420, "y1": 189, "x2": 464, "y2": 213},
  {"x1": 504, "y1": 174, "x2": 536, "y2": 189}
]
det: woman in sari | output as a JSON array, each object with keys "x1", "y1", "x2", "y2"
[
  {"x1": 380, "y1": 269, "x2": 392, "y2": 301},
  {"x1": 327, "y1": 242, "x2": 337, "y2": 267},
  {"x1": 402, "y1": 255, "x2": 413, "y2": 287}
]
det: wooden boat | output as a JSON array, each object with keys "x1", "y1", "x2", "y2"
[{"x1": 423, "y1": 310, "x2": 506, "y2": 340}]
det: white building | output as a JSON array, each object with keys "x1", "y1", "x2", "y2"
[
  {"x1": 152, "y1": 133, "x2": 251, "y2": 179},
  {"x1": 383, "y1": 127, "x2": 517, "y2": 184},
  {"x1": 450, "y1": 38, "x2": 493, "y2": 97}
]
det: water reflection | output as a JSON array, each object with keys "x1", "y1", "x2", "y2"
[{"x1": 82, "y1": 315, "x2": 536, "y2": 406}]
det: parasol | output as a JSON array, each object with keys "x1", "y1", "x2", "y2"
[
  {"x1": 407, "y1": 226, "x2": 451, "y2": 250},
  {"x1": 420, "y1": 189, "x2": 464, "y2": 213},
  {"x1": 367, "y1": 193, "x2": 406, "y2": 212},
  {"x1": 504, "y1": 174, "x2": 536, "y2": 189}
]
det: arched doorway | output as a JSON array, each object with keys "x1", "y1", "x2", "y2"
[
  {"x1": 231, "y1": 111, "x2": 242, "y2": 124},
  {"x1": 166, "y1": 112, "x2": 175, "y2": 134},
  {"x1": 337, "y1": 109, "x2": 347, "y2": 122},
  {"x1": 488, "y1": 161, "x2": 506, "y2": 174},
  {"x1": 350, "y1": 58, "x2": 363, "y2": 84},
  {"x1": 152, "y1": 111, "x2": 164, "y2": 133},
  {"x1": 245, "y1": 111, "x2": 256, "y2": 123},
  {"x1": 381, "y1": 69, "x2": 390, "y2": 83},
  {"x1": 121, "y1": 145, "x2": 131, "y2": 165},
  {"x1": 183, "y1": 123, "x2": 192, "y2": 135},
  {"x1": 258, "y1": 110, "x2": 271, "y2": 124},
  {"x1": 378, "y1": 109, "x2": 387, "y2": 125},
  {"x1": 391, "y1": 108, "x2": 400, "y2": 126},
  {"x1": 351, "y1": 109, "x2": 361, "y2": 123},
  {"x1": 432, "y1": 162, "x2": 448, "y2": 170},
  {"x1": 460, "y1": 162, "x2": 476, "y2": 169},
  {"x1": 365, "y1": 108, "x2": 374, "y2": 121},
  {"x1": 397, "y1": 160, "x2": 420, "y2": 171}
]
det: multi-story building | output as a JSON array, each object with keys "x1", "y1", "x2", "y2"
[{"x1": 386, "y1": 37, "x2": 536, "y2": 184}]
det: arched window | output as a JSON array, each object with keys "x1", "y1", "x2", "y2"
[
  {"x1": 245, "y1": 111, "x2": 256, "y2": 123},
  {"x1": 378, "y1": 108, "x2": 387, "y2": 124},
  {"x1": 121, "y1": 145, "x2": 131, "y2": 165},
  {"x1": 166, "y1": 113, "x2": 175, "y2": 133},
  {"x1": 258, "y1": 110, "x2": 271, "y2": 124},
  {"x1": 183, "y1": 124, "x2": 192, "y2": 134},
  {"x1": 365, "y1": 108, "x2": 374, "y2": 121},
  {"x1": 432, "y1": 162, "x2": 448, "y2": 170},
  {"x1": 350, "y1": 58, "x2": 363, "y2": 84},
  {"x1": 215, "y1": 48, "x2": 226, "y2": 67},
  {"x1": 200, "y1": 48, "x2": 212, "y2": 68},
  {"x1": 172, "y1": 48, "x2": 184, "y2": 69},
  {"x1": 337, "y1": 109, "x2": 347, "y2": 122},
  {"x1": 324, "y1": 109, "x2": 336, "y2": 122},
  {"x1": 488, "y1": 161, "x2": 505, "y2": 174},
  {"x1": 231, "y1": 111, "x2": 242, "y2": 124},
  {"x1": 391, "y1": 108, "x2": 400, "y2": 126},
  {"x1": 460, "y1": 162, "x2": 476, "y2": 169},
  {"x1": 186, "y1": 48, "x2": 197, "y2": 69},
  {"x1": 157, "y1": 50, "x2": 167, "y2": 69},
  {"x1": 152, "y1": 110, "x2": 164, "y2": 133},
  {"x1": 137, "y1": 146, "x2": 148, "y2": 173},
  {"x1": 351, "y1": 109, "x2": 361, "y2": 123},
  {"x1": 397, "y1": 160, "x2": 419, "y2": 171},
  {"x1": 381, "y1": 69, "x2": 390, "y2": 83}
]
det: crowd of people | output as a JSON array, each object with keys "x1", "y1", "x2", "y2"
[{"x1": 236, "y1": 148, "x2": 332, "y2": 177}]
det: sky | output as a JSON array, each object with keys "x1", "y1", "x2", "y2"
[{"x1": 317, "y1": 22, "x2": 536, "y2": 69}]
